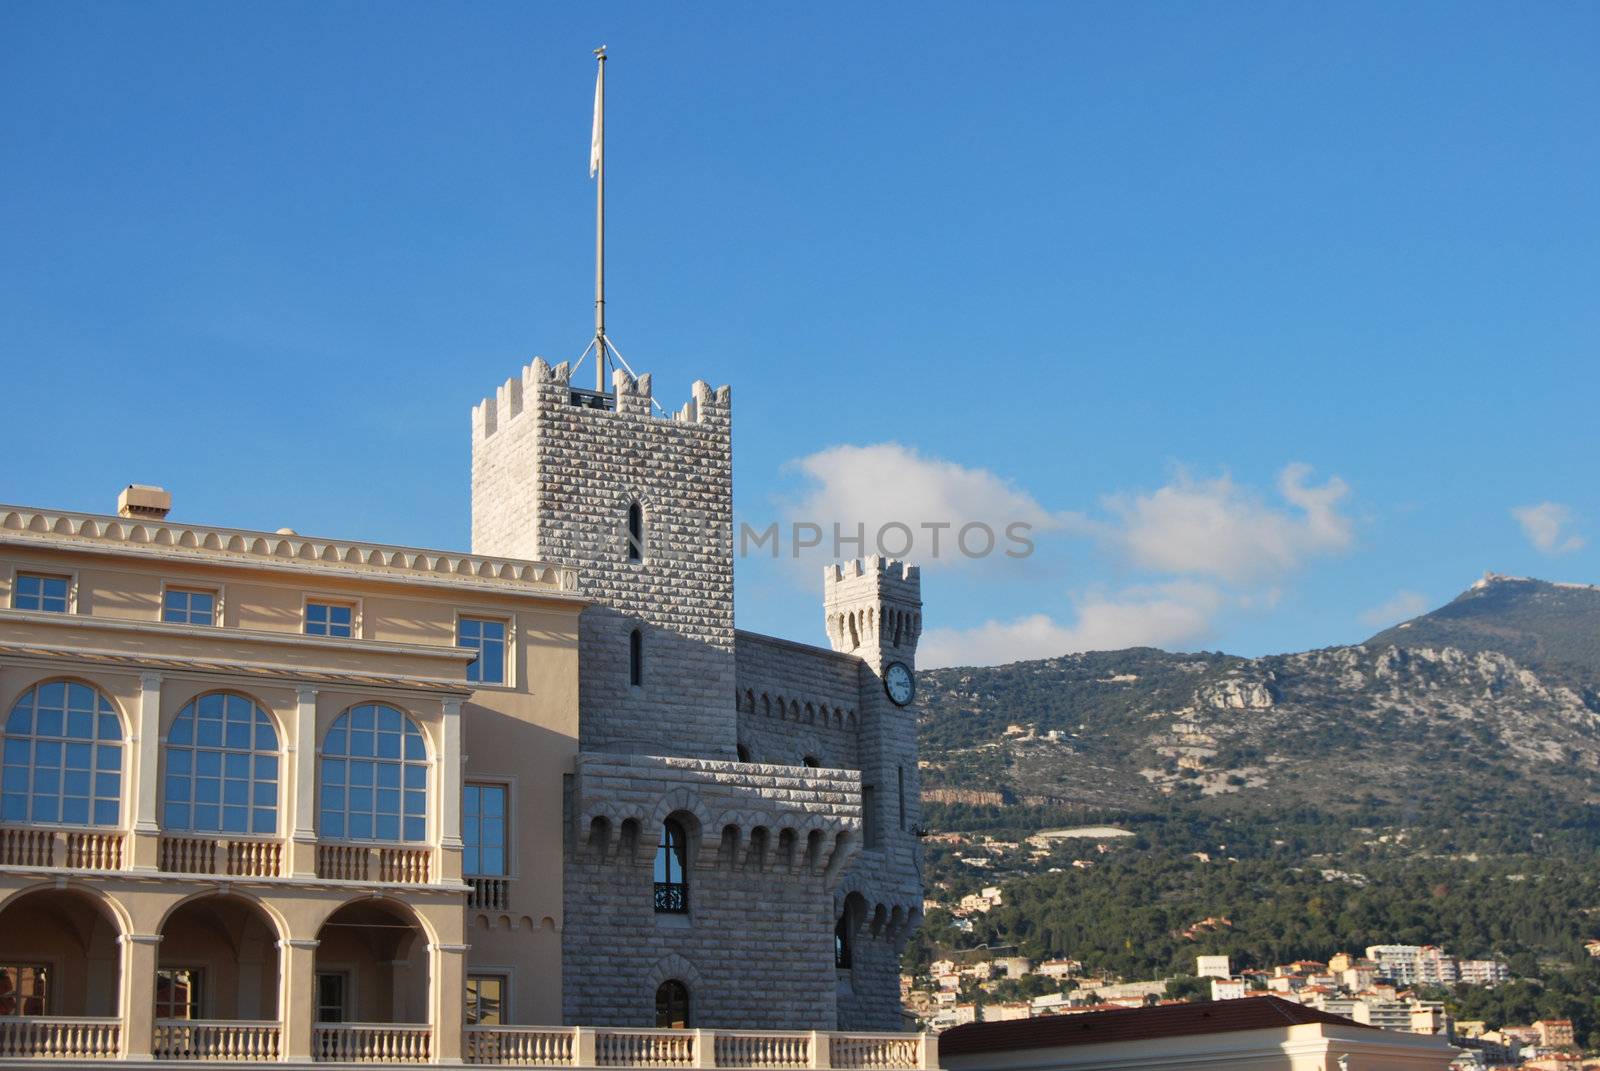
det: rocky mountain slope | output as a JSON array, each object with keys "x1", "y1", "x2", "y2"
[{"x1": 917, "y1": 575, "x2": 1600, "y2": 814}]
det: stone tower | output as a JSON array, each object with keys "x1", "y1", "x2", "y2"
[
  {"x1": 471, "y1": 358, "x2": 736, "y2": 759},
  {"x1": 472, "y1": 359, "x2": 922, "y2": 1031},
  {"x1": 824, "y1": 558, "x2": 925, "y2": 1030}
]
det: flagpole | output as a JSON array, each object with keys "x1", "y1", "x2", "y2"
[{"x1": 593, "y1": 45, "x2": 607, "y2": 392}]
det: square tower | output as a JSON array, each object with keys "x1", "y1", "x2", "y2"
[{"x1": 471, "y1": 358, "x2": 737, "y2": 758}]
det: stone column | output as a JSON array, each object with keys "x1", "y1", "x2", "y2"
[
  {"x1": 279, "y1": 937, "x2": 320, "y2": 1061},
  {"x1": 431, "y1": 941, "x2": 469, "y2": 1064},
  {"x1": 119, "y1": 933, "x2": 162, "y2": 1060},
  {"x1": 129, "y1": 672, "x2": 162, "y2": 870},
  {"x1": 289, "y1": 686, "x2": 318, "y2": 877},
  {"x1": 439, "y1": 697, "x2": 465, "y2": 883}
]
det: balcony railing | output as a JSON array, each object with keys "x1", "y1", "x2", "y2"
[
  {"x1": 460, "y1": 1028, "x2": 936, "y2": 1069},
  {"x1": 595, "y1": 1028, "x2": 694, "y2": 1067},
  {"x1": 653, "y1": 882, "x2": 687, "y2": 914},
  {"x1": 468, "y1": 876, "x2": 511, "y2": 911},
  {"x1": 713, "y1": 1031, "x2": 812, "y2": 1068},
  {"x1": 159, "y1": 836, "x2": 283, "y2": 878},
  {"x1": 0, "y1": 827, "x2": 123, "y2": 871},
  {"x1": 316, "y1": 843, "x2": 432, "y2": 884},
  {"x1": 313, "y1": 1022, "x2": 432, "y2": 1063},
  {"x1": 153, "y1": 1019, "x2": 281, "y2": 1061},
  {"x1": 464, "y1": 1025, "x2": 574, "y2": 1066},
  {"x1": 0, "y1": 1016, "x2": 120, "y2": 1059}
]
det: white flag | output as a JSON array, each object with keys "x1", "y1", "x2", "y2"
[{"x1": 589, "y1": 66, "x2": 602, "y2": 178}]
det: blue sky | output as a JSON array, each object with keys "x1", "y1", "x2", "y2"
[{"x1": 2, "y1": 3, "x2": 1596, "y2": 666}]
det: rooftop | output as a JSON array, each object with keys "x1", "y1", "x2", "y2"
[
  {"x1": 0, "y1": 502, "x2": 581, "y2": 598},
  {"x1": 939, "y1": 997, "x2": 1375, "y2": 1056}
]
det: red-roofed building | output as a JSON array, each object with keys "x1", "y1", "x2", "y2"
[{"x1": 939, "y1": 996, "x2": 1455, "y2": 1071}]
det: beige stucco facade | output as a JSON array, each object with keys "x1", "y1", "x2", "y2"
[{"x1": 0, "y1": 504, "x2": 583, "y2": 1061}]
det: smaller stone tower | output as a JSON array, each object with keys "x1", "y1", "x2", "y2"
[{"x1": 824, "y1": 557, "x2": 924, "y2": 1030}]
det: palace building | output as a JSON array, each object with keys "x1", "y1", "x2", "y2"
[{"x1": 0, "y1": 360, "x2": 929, "y2": 1066}]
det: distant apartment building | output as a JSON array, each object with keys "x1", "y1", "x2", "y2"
[
  {"x1": 1534, "y1": 1018, "x2": 1576, "y2": 1049},
  {"x1": 1341, "y1": 964, "x2": 1379, "y2": 991},
  {"x1": 1195, "y1": 955, "x2": 1230, "y2": 979},
  {"x1": 1352, "y1": 999, "x2": 1415, "y2": 1032},
  {"x1": 1364, "y1": 944, "x2": 1460, "y2": 986},
  {"x1": 1456, "y1": 959, "x2": 1509, "y2": 986},
  {"x1": 982, "y1": 1003, "x2": 1031, "y2": 1023},
  {"x1": 1036, "y1": 959, "x2": 1082, "y2": 981},
  {"x1": 1210, "y1": 978, "x2": 1248, "y2": 1001}
]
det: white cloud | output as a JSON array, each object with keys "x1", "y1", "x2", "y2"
[
  {"x1": 780, "y1": 443, "x2": 1062, "y2": 567},
  {"x1": 918, "y1": 582, "x2": 1222, "y2": 668},
  {"x1": 1511, "y1": 502, "x2": 1586, "y2": 555},
  {"x1": 1358, "y1": 589, "x2": 1431, "y2": 629},
  {"x1": 770, "y1": 445, "x2": 1356, "y2": 665},
  {"x1": 1081, "y1": 463, "x2": 1353, "y2": 584}
]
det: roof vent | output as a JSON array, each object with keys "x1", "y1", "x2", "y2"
[{"x1": 117, "y1": 484, "x2": 171, "y2": 520}]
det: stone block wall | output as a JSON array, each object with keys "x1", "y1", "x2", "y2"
[
  {"x1": 735, "y1": 630, "x2": 863, "y2": 770},
  {"x1": 563, "y1": 753, "x2": 862, "y2": 1028}
]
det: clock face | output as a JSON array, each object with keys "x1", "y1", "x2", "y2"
[{"x1": 884, "y1": 661, "x2": 915, "y2": 706}]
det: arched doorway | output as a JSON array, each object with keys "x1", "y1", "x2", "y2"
[
  {"x1": 0, "y1": 886, "x2": 122, "y2": 1018},
  {"x1": 654, "y1": 980, "x2": 689, "y2": 1029},
  {"x1": 313, "y1": 900, "x2": 430, "y2": 1026}
]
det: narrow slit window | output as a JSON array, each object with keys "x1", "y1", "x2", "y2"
[
  {"x1": 626, "y1": 502, "x2": 644, "y2": 562},
  {"x1": 629, "y1": 628, "x2": 643, "y2": 687}
]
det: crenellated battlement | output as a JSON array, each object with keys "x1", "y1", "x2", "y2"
[
  {"x1": 473, "y1": 358, "x2": 731, "y2": 439},
  {"x1": 825, "y1": 557, "x2": 920, "y2": 585},
  {"x1": 823, "y1": 557, "x2": 922, "y2": 658}
]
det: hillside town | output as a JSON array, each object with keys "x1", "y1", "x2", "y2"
[
  {"x1": 904, "y1": 918, "x2": 1582, "y2": 1070},
  {"x1": 905, "y1": 938, "x2": 1582, "y2": 1068}
]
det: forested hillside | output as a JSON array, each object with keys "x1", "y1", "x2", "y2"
[{"x1": 910, "y1": 575, "x2": 1600, "y2": 1043}]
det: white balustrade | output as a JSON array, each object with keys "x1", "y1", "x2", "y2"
[
  {"x1": 0, "y1": 1016, "x2": 120, "y2": 1059},
  {"x1": 464, "y1": 1025, "x2": 575, "y2": 1066},
  {"x1": 377, "y1": 846, "x2": 431, "y2": 883},
  {"x1": 457, "y1": 1028, "x2": 933, "y2": 1069},
  {"x1": 160, "y1": 837, "x2": 282, "y2": 877},
  {"x1": 63, "y1": 830, "x2": 123, "y2": 870},
  {"x1": 0, "y1": 826, "x2": 54, "y2": 867},
  {"x1": 831, "y1": 1034, "x2": 925, "y2": 1070},
  {"x1": 468, "y1": 876, "x2": 511, "y2": 910},
  {"x1": 313, "y1": 1022, "x2": 432, "y2": 1063},
  {"x1": 160, "y1": 836, "x2": 218, "y2": 874},
  {"x1": 225, "y1": 839, "x2": 283, "y2": 877},
  {"x1": 316, "y1": 843, "x2": 432, "y2": 883},
  {"x1": 316, "y1": 843, "x2": 370, "y2": 881},
  {"x1": 153, "y1": 1019, "x2": 281, "y2": 1061},
  {"x1": 594, "y1": 1028, "x2": 696, "y2": 1067},
  {"x1": 713, "y1": 1031, "x2": 812, "y2": 1068}
]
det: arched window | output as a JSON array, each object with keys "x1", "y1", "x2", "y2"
[
  {"x1": 164, "y1": 692, "x2": 279, "y2": 835},
  {"x1": 2, "y1": 681, "x2": 122, "y2": 826},
  {"x1": 655, "y1": 980, "x2": 689, "y2": 1029},
  {"x1": 320, "y1": 704, "x2": 428, "y2": 842},
  {"x1": 626, "y1": 501, "x2": 644, "y2": 562},
  {"x1": 653, "y1": 820, "x2": 688, "y2": 913},
  {"x1": 835, "y1": 914, "x2": 852, "y2": 969},
  {"x1": 629, "y1": 629, "x2": 643, "y2": 687}
]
